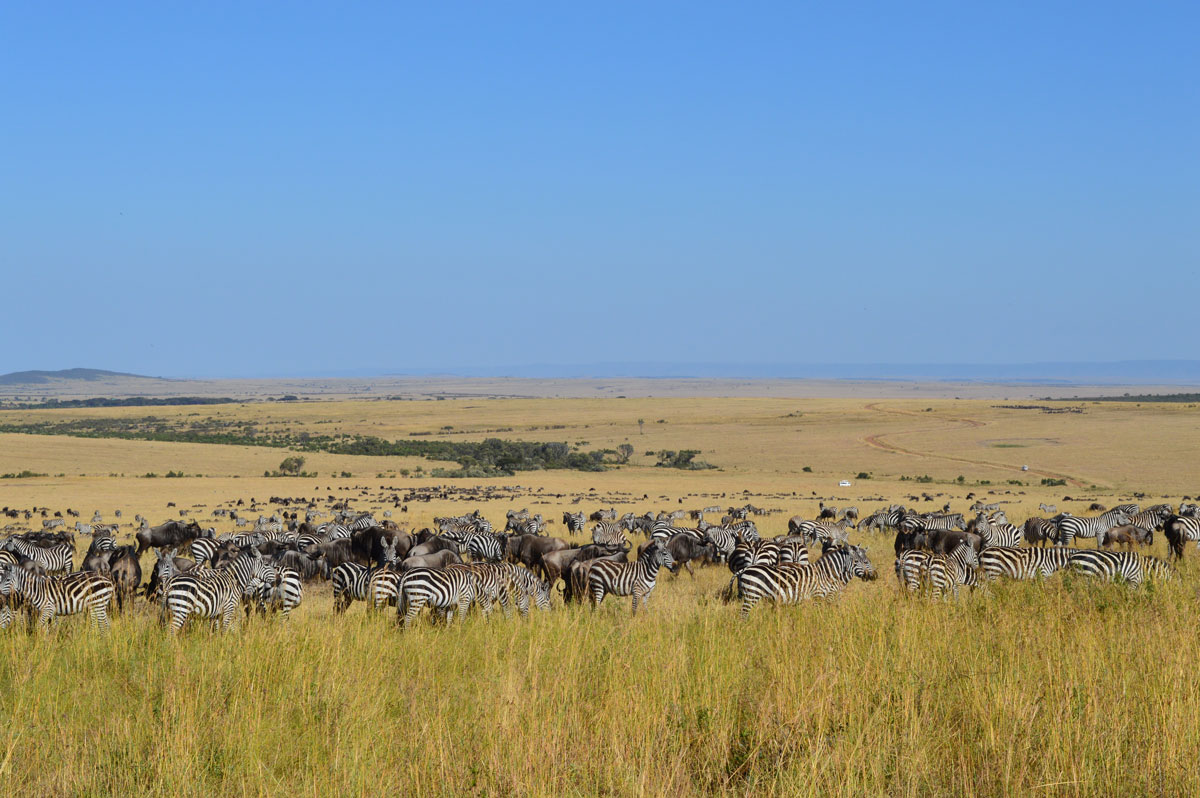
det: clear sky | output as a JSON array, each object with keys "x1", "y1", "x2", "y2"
[{"x1": 2, "y1": 2, "x2": 1196, "y2": 377}]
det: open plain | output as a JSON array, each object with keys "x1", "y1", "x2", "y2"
[{"x1": 1, "y1": 387, "x2": 1198, "y2": 796}]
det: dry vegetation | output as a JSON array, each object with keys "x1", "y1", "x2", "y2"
[{"x1": 0, "y1": 395, "x2": 1198, "y2": 795}]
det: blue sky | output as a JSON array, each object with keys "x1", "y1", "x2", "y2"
[{"x1": 2, "y1": 2, "x2": 1196, "y2": 377}]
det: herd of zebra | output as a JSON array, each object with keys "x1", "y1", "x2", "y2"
[{"x1": 0, "y1": 498, "x2": 1198, "y2": 632}]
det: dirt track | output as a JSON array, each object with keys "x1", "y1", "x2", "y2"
[{"x1": 861, "y1": 403, "x2": 1088, "y2": 488}]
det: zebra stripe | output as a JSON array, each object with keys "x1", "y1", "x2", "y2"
[
  {"x1": 587, "y1": 543, "x2": 675, "y2": 614},
  {"x1": 397, "y1": 567, "x2": 477, "y2": 627},
  {"x1": 1068, "y1": 550, "x2": 1172, "y2": 586},
  {"x1": 592, "y1": 521, "x2": 630, "y2": 549},
  {"x1": 927, "y1": 542, "x2": 979, "y2": 600},
  {"x1": 737, "y1": 546, "x2": 876, "y2": 617},
  {"x1": 0, "y1": 568, "x2": 115, "y2": 631},
  {"x1": 331, "y1": 563, "x2": 372, "y2": 612},
  {"x1": 979, "y1": 546, "x2": 1073, "y2": 581},
  {"x1": 1, "y1": 538, "x2": 73, "y2": 573},
  {"x1": 1057, "y1": 510, "x2": 1131, "y2": 546},
  {"x1": 245, "y1": 566, "x2": 303, "y2": 619},
  {"x1": 162, "y1": 551, "x2": 272, "y2": 632}
]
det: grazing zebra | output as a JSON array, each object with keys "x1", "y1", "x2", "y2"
[
  {"x1": 162, "y1": 551, "x2": 272, "y2": 632},
  {"x1": 1023, "y1": 517, "x2": 1059, "y2": 547},
  {"x1": 397, "y1": 567, "x2": 477, "y2": 627},
  {"x1": 927, "y1": 541, "x2": 980, "y2": 599},
  {"x1": 245, "y1": 566, "x2": 303, "y2": 619},
  {"x1": 588, "y1": 542, "x2": 675, "y2": 614},
  {"x1": 1, "y1": 538, "x2": 73, "y2": 573},
  {"x1": 0, "y1": 568, "x2": 115, "y2": 632},
  {"x1": 1067, "y1": 550, "x2": 1172, "y2": 587},
  {"x1": 736, "y1": 545, "x2": 876, "y2": 617},
  {"x1": 1164, "y1": 515, "x2": 1200, "y2": 559},
  {"x1": 861, "y1": 508, "x2": 903, "y2": 533},
  {"x1": 979, "y1": 546, "x2": 1073, "y2": 581},
  {"x1": 592, "y1": 521, "x2": 631, "y2": 549},
  {"x1": 1038, "y1": 503, "x2": 1057, "y2": 514},
  {"x1": 1056, "y1": 510, "x2": 1131, "y2": 547},
  {"x1": 501, "y1": 563, "x2": 551, "y2": 616}
]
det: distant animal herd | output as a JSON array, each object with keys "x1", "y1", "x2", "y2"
[{"x1": 1, "y1": 496, "x2": 1198, "y2": 632}]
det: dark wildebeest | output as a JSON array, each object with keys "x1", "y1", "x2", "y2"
[
  {"x1": 924, "y1": 529, "x2": 983, "y2": 556},
  {"x1": 1099, "y1": 524, "x2": 1153, "y2": 550},
  {"x1": 136, "y1": 520, "x2": 210, "y2": 555},
  {"x1": 638, "y1": 534, "x2": 717, "y2": 578},
  {"x1": 271, "y1": 549, "x2": 327, "y2": 580},
  {"x1": 107, "y1": 546, "x2": 142, "y2": 610},
  {"x1": 563, "y1": 551, "x2": 628, "y2": 603},
  {"x1": 400, "y1": 550, "x2": 462, "y2": 570},
  {"x1": 511, "y1": 535, "x2": 570, "y2": 572},
  {"x1": 894, "y1": 529, "x2": 927, "y2": 557},
  {"x1": 303, "y1": 539, "x2": 371, "y2": 570},
  {"x1": 1163, "y1": 515, "x2": 1198, "y2": 559},
  {"x1": 540, "y1": 544, "x2": 624, "y2": 586},
  {"x1": 406, "y1": 536, "x2": 460, "y2": 560}
]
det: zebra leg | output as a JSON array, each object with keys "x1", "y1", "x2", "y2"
[
  {"x1": 92, "y1": 604, "x2": 109, "y2": 634},
  {"x1": 220, "y1": 603, "x2": 235, "y2": 631},
  {"x1": 37, "y1": 606, "x2": 54, "y2": 631},
  {"x1": 590, "y1": 585, "x2": 605, "y2": 608},
  {"x1": 456, "y1": 594, "x2": 471, "y2": 623},
  {"x1": 631, "y1": 587, "x2": 642, "y2": 615},
  {"x1": 400, "y1": 597, "x2": 425, "y2": 628}
]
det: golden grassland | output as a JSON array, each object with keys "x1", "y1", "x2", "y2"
[{"x1": 1, "y1": 396, "x2": 1199, "y2": 796}]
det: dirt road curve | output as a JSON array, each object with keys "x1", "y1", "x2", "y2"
[{"x1": 861, "y1": 403, "x2": 1088, "y2": 489}]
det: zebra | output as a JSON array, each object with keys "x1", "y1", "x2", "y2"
[
  {"x1": 895, "y1": 549, "x2": 932, "y2": 594},
  {"x1": 975, "y1": 513, "x2": 1022, "y2": 548},
  {"x1": 244, "y1": 566, "x2": 303, "y2": 620},
  {"x1": 1039, "y1": 503, "x2": 1058, "y2": 514},
  {"x1": 587, "y1": 542, "x2": 675, "y2": 614},
  {"x1": 860, "y1": 507, "x2": 904, "y2": 533},
  {"x1": 0, "y1": 568, "x2": 115, "y2": 632},
  {"x1": 332, "y1": 563, "x2": 372, "y2": 613},
  {"x1": 736, "y1": 545, "x2": 876, "y2": 617},
  {"x1": 562, "y1": 512, "x2": 586, "y2": 535},
  {"x1": 501, "y1": 563, "x2": 551, "y2": 616},
  {"x1": 85, "y1": 534, "x2": 117, "y2": 559},
  {"x1": 191, "y1": 537, "x2": 221, "y2": 567},
  {"x1": 1067, "y1": 550, "x2": 1172, "y2": 587},
  {"x1": 592, "y1": 521, "x2": 631, "y2": 549},
  {"x1": 397, "y1": 567, "x2": 478, "y2": 627},
  {"x1": 979, "y1": 546, "x2": 1073, "y2": 581},
  {"x1": 702, "y1": 526, "x2": 737, "y2": 561},
  {"x1": 927, "y1": 541, "x2": 980, "y2": 599},
  {"x1": 1127, "y1": 504, "x2": 1173, "y2": 534},
  {"x1": 161, "y1": 550, "x2": 273, "y2": 632},
  {"x1": 457, "y1": 532, "x2": 504, "y2": 562},
  {"x1": 727, "y1": 520, "x2": 760, "y2": 543},
  {"x1": 1, "y1": 538, "x2": 73, "y2": 573},
  {"x1": 1056, "y1": 510, "x2": 1131, "y2": 547},
  {"x1": 1164, "y1": 515, "x2": 1200, "y2": 559}
]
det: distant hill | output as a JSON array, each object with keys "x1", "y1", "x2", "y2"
[{"x1": 0, "y1": 368, "x2": 161, "y2": 385}]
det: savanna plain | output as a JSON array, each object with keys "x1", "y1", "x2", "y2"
[{"x1": 1, "y1": 392, "x2": 1198, "y2": 796}]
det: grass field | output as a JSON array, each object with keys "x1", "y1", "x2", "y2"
[{"x1": 0, "y1": 395, "x2": 1198, "y2": 795}]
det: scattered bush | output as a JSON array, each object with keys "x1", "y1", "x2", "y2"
[{"x1": 1041, "y1": 478, "x2": 1067, "y2": 487}]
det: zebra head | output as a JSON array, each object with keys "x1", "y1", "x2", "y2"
[{"x1": 850, "y1": 546, "x2": 877, "y2": 581}]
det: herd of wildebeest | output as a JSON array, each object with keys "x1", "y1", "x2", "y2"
[{"x1": 1, "y1": 494, "x2": 1199, "y2": 631}]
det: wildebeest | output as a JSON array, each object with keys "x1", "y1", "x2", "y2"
[
  {"x1": 406, "y1": 536, "x2": 460, "y2": 560},
  {"x1": 637, "y1": 534, "x2": 716, "y2": 578},
  {"x1": 400, "y1": 550, "x2": 462, "y2": 570},
  {"x1": 1098, "y1": 524, "x2": 1153, "y2": 550},
  {"x1": 107, "y1": 546, "x2": 142, "y2": 610},
  {"x1": 135, "y1": 520, "x2": 210, "y2": 555},
  {"x1": 563, "y1": 550, "x2": 628, "y2": 603},
  {"x1": 923, "y1": 529, "x2": 983, "y2": 556}
]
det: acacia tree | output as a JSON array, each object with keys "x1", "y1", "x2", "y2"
[{"x1": 278, "y1": 456, "x2": 306, "y2": 475}]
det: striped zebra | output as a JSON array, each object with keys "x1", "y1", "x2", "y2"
[
  {"x1": 0, "y1": 568, "x2": 115, "y2": 632},
  {"x1": 736, "y1": 545, "x2": 876, "y2": 617},
  {"x1": 728, "y1": 520, "x2": 760, "y2": 543},
  {"x1": 702, "y1": 526, "x2": 737, "y2": 561},
  {"x1": 86, "y1": 535, "x2": 117, "y2": 558},
  {"x1": 1056, "y1": 510, "x2": 1131, "y2": 547},
  {"x1": 562, "y1": 512, "x2": 586, "y2": 535},
  {"x1": 161, "y1": 551, "x2": 273, "y2": 632},
  {"x1": 1, "y1": 538, "x2": 73, "y2": 573},
  {"x1": 1039, "y1": 503, "x2": 1057, "y2": 514},
  {"x1": 975, "y1": 514, "x2": 1022, "y2": 548},
  {"x1": 191, "y1": 537, "x2": 220, "y2": 567},
  {"x1": 332, "y1": 563, "x2": 371, "y2": 613},
  {"x1": 1067, "y1": 550, "x2": 1172, "y2": 587},
  {"x1": 1127, "y1": 504, "x2": 1172, "y2": 534},
  {"x1": 1164, "y1": 515, "x2": 1200, "y2": 559},
  {"x1": 650, "y1": 520, "x2": 702, "y2": 543},
  {"x1": 587, "y1": 542, "x2": 675, "y2": 614},
  {"x1": 244, "y1": 566, "x2": 303, "y2": 620},
  {"x1": 501, "y1": 563, "x2": 551, "y2": 616},
  {"x1": 979, "y1": 546, "x2": 1073, "y2": 581},
  {"x1": 397, "y1": 567, "x2": 477, "y2": 627},
  {"x1": 895, "y1": 549, "x2": 932, "y2": 594},
  {"x1": 457, "y1": 532, "x2": 504, "y2": 562},
  {"x1": 927, "y1": 541, "x2": 980, "y2": 599},
  {"x1": 861, "y1": 508, "x2": 903, "y2": 533},
  {"x1": 593, "y1": 521, "x2": 631, "y2": 549}
]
